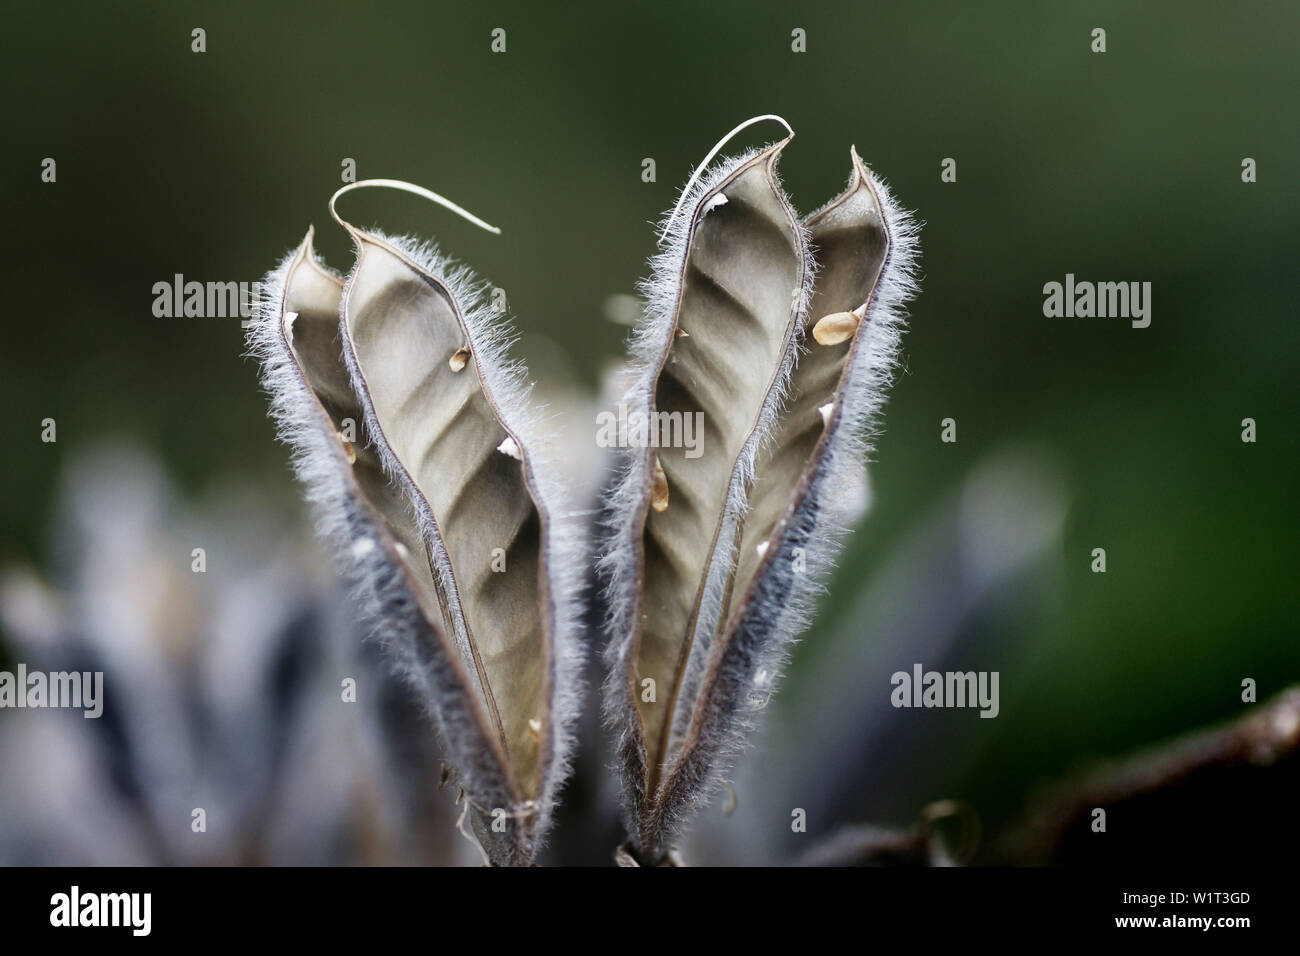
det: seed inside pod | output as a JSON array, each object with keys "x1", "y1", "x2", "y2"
[
  {"x1": 812, "y1": 311, "x2": 860, "y2": 346},
  {"x1": 449, "y1": 347, "x2": 470, "y2": 371},
  {"x1": 651, "y1": 455, "x2": 669, "y2": 513},
  {"x1": 528, "y1": 717, "x2": 542, "y2": 739},
  {"x1": 337, "y1": 432, "x2": 357, "y2": 464},
  {"x1": 497, "y1": 435, "x2": 522, "y2": 460}
]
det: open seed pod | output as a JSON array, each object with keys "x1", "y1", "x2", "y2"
[
  {"x1": 600, "y1": 120, "x2": 919, "y2": 863},
  {"x1": 247, "y1": 183, "x2": 582, "y2": 866}
]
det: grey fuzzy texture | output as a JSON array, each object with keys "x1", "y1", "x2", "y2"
[
  {"x1": 332, "y1": 228, "x2": 585, "y2": 854},
  {"x1": 655, "y1": 166, "x2": 921, "y2": 847},
  {"x1": 597, "y1": 142, "x2": 817, "y2": 857},
  {"x1": 247, "y1": 231, "x2": 584, "y2": 864}
]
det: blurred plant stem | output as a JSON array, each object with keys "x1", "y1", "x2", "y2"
[{"x1": 795, "y1": 687, "x2": 1300, "y2": 866}]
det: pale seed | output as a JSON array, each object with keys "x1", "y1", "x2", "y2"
[
  {"x1": 812, "y1": 311, "x2": 860, "y2": 346},
  {"x1": 651, "y1": 455, "x2": 669, "y2": 513},
  {"x1": 497, "y1": 436, "x2": 522, "y2": 460},
  {"x1": 338, "y1": 432, "x2": 357, "y2": 464}
]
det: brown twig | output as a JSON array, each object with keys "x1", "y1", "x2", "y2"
[{"x1": 993, "y1": 686, "x2": 1300, "y2": 865}]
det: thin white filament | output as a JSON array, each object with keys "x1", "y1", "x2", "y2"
[
  {"x1": 657, "y1": 114, "x2": 794, "y2": 247},
  {"x1": 330, "y1": 178, "x2": 502, "y2": 235}
]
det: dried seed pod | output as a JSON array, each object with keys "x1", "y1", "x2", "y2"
[
  {"x1": 600, "y1": 119, "x2": 813, "y2": 861},
  {"x1": 247, "y1": 179, "x2": 584, "y2": 867},
  {"x1": 601, "y1": 129, "x2": 918, "y2": 863},
  {"x1": 665, "y1": 146, "x2": 917, "y2": 852}
]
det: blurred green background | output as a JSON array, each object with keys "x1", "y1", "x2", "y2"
[{"x1": 1, "y1": 0, "x2": 1296, "y2": 850}]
